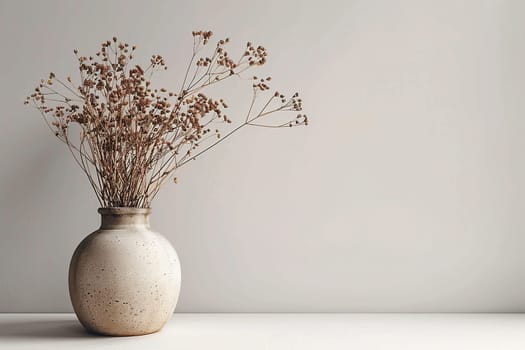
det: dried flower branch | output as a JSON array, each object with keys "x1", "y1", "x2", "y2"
[{"x1": 25, "y1": 30, "x2": 308, "y2": 208}]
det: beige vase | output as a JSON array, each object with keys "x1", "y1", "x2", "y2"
[{"x1": 68, "y1": 207, "x2": 181, "y2": 336}]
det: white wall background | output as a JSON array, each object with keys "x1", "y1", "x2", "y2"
[{"x1": 1, "y1": 0, "x2": 525, "y2": 312}]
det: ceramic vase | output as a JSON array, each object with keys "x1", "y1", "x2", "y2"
[{"x1": 68, "y1": 207, "x2": 181, "y2": 336}]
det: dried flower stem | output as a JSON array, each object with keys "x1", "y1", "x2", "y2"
[{"x1": 26, "y1": 30, "x2": 308, "y2": 208}]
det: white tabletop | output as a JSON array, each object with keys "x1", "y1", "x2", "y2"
[{"x1": 1, "y1": 313, "x2": 525, "y2": 349}]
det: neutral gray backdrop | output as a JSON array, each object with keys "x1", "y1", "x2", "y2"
[{"x1": 1, "y1": 0, "x2": 525, "y2": 312}]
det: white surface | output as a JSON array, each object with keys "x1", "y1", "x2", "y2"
[
  {"x1": 2, "y1": 0, "x2": 525, "y2": 313},
  {"x1": 1, "y1": 313, "x2": 525, "y2": 350}
]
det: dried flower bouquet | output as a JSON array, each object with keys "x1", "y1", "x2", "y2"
[{"x1": 25, "y1": 30, "x2": 307, "y2": 208}]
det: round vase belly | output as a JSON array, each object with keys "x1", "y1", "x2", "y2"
[{"x1": 68, "y1": 207, "x2": 181, "y2": 336}]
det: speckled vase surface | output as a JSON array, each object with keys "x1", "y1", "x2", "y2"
[{"x1": 68, "y1": 207, "x2": 181, "y2": 336}]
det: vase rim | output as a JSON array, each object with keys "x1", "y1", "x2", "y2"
[{"x1": 98, "y1": 207, "x2": 152, "y2": 215}]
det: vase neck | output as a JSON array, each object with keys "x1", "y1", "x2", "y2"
[{"x1": 98, "y1": 207, "x2": 151, "y2": 229}]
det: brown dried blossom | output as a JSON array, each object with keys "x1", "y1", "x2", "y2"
[{"x1": 25, "y1": 30, "x2": 308, "y2": 208}]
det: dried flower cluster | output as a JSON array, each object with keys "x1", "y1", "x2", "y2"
[{"x1": 25, "y1": 31, "x2": 308, "y2": 208}]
